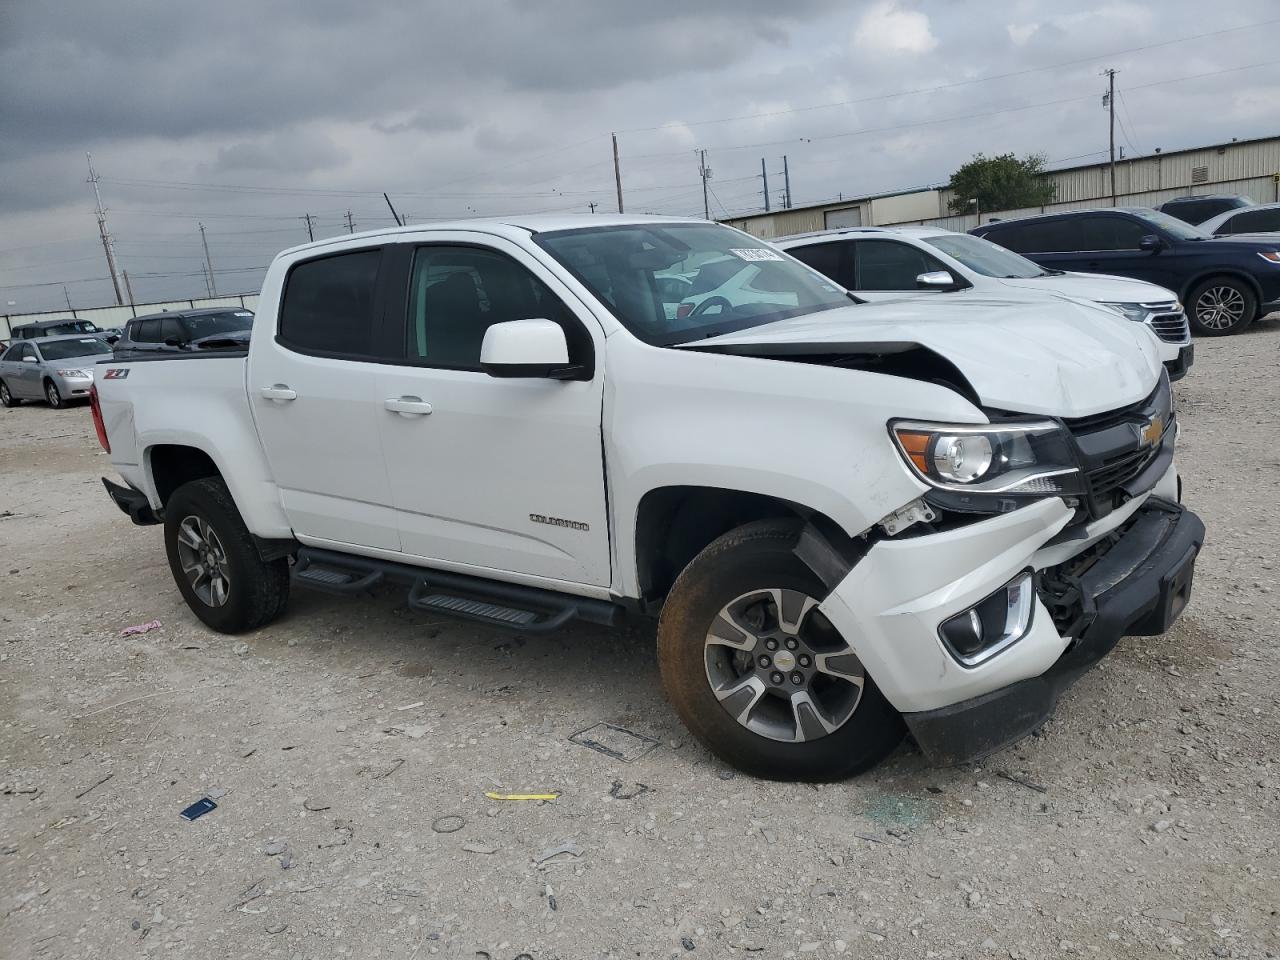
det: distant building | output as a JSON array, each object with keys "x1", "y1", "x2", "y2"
[{"x1": 721, "y1": 134, "x2": 1280, "y2": 238}]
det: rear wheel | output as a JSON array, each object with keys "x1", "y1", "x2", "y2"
[
  {"x1": 1187, "y1": 277, "x2": 1255, "y2": 335},
  {"x1": 657, "y1": 519, "x2": 904, "y2": 781},
  {"x1": 44, "y1": 379, "x2": 64, "y2": 408},
  {"x1": 164, "y1": 477, "x2": 290, "y2": 633},
  {"x1": 0, "y1": 380, "x2": 19, "y2": 407}
]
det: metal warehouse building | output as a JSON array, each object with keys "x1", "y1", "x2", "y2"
[{"x1": 722, "y1": 134, "x2": 1280, "y2": 238}]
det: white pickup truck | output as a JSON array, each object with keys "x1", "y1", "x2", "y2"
[{"x1": 93, "y1": 215, "x2": 1204, "y2": 780}]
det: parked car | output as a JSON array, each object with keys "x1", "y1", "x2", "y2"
[
  {"x1": 93, "y1": 215, "x2": 1202, "y2": 781},
  {"x1": 775, "y1": 226, "x2": 1193, "y2": 381},
  {"x1": 113, "y1": 307, "x2": 254, "y2": 359},
  {"x1": 971, "y1": 207, "x2": 1280, "y2": 335},
  {"x1": 1197, "y1": 201, "x2": 1280, "y2": 237},
  {"x1": 0, "y1": 334, "x2": 113, "y2": 408},
  {"x1": 11, "y1": 318, "x2": 106, "y2": 340},
  {"x1": 1158, "y1": 194, "x2": 1252, "y2": 225}
]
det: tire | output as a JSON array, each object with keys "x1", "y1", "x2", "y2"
[
  {"x1": 44, "y1": 379, "x2": 64, "y2": 408},
  {"x1": 1187, "y1": 276, "x2": 1256, "y2": 336},
  {"x1": 163, "y1": 477, "x2": 290, "y2": 633},
  {"x1": 0, "y1": 380, "x2": 19, "y2": 407},
  {"x1": 657, "y1": 519, "x2": 904, "y2": 781}
]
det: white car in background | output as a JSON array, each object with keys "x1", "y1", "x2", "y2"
[
  {"x1": 1196, "y1": 201, "x2": 1280, "y2": 237},
  {"x1": 775, "y1": 226, "x2": 1194, "y2": 381}
]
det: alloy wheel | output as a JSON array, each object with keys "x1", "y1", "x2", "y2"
[
  {"x1": 1195, "y1": 285, "x2": 1246, "y2": 330},
  {"x1": 45, "y1": 382, "x2": 62, "y2": 407},
  {"x1": 703, "y1": 588, "x2": 865, "y2": 743},
  {"x1": 176, "y1": 514, "x2": 231, "y2": 607}
]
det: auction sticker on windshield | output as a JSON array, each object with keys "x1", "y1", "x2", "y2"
[{"x1": 730, "y1": 248, "x2": 784, "y2": 262}]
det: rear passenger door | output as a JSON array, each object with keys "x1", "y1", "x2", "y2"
[
  {"x1": 9, "y1": 343, "x2": 40, "y2": 397},
  {"x1": 374, "y1": 234, "x2": 611, "y2": 587},
  {"x1": 247, "y1": 246, "x2": 403, "y2": 551}
]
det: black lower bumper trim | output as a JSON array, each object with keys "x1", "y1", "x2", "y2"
[
  {"x1": 904, "y1": 498, "x2": 1205, "y2": 765},
  {"x1": 102, "y1": 477, "x2": 160, "y2": 526},
  {"x1": 1163, "y1": 343, "x2": 1194, "y2": 382}
]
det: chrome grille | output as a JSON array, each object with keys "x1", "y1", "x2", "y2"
[{"x1": 1145, "y1": 307, "x2": 1190, "y2": 343}]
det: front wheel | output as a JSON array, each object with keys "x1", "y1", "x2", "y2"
[
  {"x1": 657, "y1": 519, "x2": 904, "y2": 781},
  {"x1": 1187, "y1": 277, "x2": 1255, "y2": 335},
  {"x1": 163, "y1": 477, "x2": 290, "y2": 633},
  {"x1": 44, "y1": 379, "x2": 64, "y2": 408}
]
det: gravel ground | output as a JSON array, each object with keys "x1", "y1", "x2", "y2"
[{"x1": 2, "y1": 324, "x2": 1279, "y2": 960}]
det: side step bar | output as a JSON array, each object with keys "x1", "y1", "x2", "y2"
[{"x1": 292, "y1": 547, "x2": 622, "y2": 634}]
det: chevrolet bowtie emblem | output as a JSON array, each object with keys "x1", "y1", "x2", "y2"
[{"x1": 1139, "y1": 416, "x2": 1165, "y2": 448}]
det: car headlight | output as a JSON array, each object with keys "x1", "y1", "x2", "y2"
[
  {"x1": 55, "y1": 369, "x2": 90, "y2": 378},
  {"x1": 891, "y1": 420, "x2": 1082, "y2": 496},
  {"x1": 1100, "y1": 302, "x2": 1147, "y2": 323}
]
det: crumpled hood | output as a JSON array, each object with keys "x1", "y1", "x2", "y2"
[
  {"x1": 998, "y1": 271, "x2": 1177, "y2": 304},
  {"x1": 682, "y1": 295, "x2": 1163, "y2": 418}
]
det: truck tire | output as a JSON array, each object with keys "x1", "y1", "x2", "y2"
[
  {"x1": 1187, "y1": 276, "x2": 1255, "y2": 335},
  {"x1": 0, "y1": 380, "x2": 19, "y2": 407},
  {"x1": 164, "y1": 477, "x2": 290, "y2": 634},
  {"x1": 657, "y1": 519, "x2": 903, "y2": 781}
]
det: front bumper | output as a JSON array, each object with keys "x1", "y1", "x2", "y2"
[
  {"x1": 1163, "y1": 343, "x2": 1194, "y2": 382},
  {"x1": 902, "y1": 498, "x2": 1203, "y2": 764},
  {"x1": 55, "y1": 373, "x2": 94, "y2": 398}
]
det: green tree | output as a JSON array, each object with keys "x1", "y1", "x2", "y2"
[{"x1": 947, "y1": 152, "x2": 1056, "y2": 215}]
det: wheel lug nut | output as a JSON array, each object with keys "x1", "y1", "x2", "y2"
[
  {"x1": 770, "y1": 672, "x2": 784, "y2": 685},
  {"x1": 798, "y1": 654, "x2": 812, "y2": 668},
  {"x1": 790, "y1": 672, "x2": 803, "y2": 685},
  {"x1": 758, "y1": 655, "x2": 772, "y2": 668},
  {"x1": 785, "y1": 638, "x2": 799, "y2": 651},
  {"x1": 765, "y1": 639, "x2": 778, "y2": 651}
]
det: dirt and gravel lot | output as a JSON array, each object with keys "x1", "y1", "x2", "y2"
[{"x1": 2, "y1": 324, "x2": 1279, "y2": 960}]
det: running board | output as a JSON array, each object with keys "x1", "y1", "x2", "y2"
[{"x1": 292, "y1": 547, "x2": 621, "y2": 633}]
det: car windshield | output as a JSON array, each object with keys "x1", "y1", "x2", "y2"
[
  {"x1": 922, "y1": 234, "x2": 1046, "y2": 279},
  {"x1": 1133, "y1": 209, "x2": 1210, "y2": 240},
  {"x1": 185, "y1": 311, "x2": 254, "y2": 339},
  {"x1": 534, "y1": 223, "x2": 850, "y2": 345},
  {"x1": 40, "y1": 338, "x2": 112, "y2": 361}
]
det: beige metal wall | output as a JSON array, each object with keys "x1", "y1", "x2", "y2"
[{"x1": 2, "y1": 293, "x2": 260, "y2": 339}]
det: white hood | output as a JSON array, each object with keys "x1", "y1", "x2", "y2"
[
  {"x1": 685, "y1": 296, "x2": 1163, "y2": 418},
  {"x1": 998, "y1": 271, "x2": 1177, "y2": 304}
]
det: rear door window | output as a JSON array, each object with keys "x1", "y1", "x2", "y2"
[
  {"x1": 134, "y1": 319, "x2": 162, "y2": 343},
  {"x1": 787, "y1": 242, "x2": 848, "y2": 286},
  {"x1": 160, "y1": 317, "x2": 186, "y2": 343},
  {"x1": 279, "y1": 249, "x2": 382, "y2": 357},
  {"x1": 1079, "y1": 216, "x2": 1147, "y2": 250}
]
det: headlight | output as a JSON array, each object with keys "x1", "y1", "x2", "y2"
[
  {"x1": 56, "y1": 369, "x2": 90, "y2": 378},
  {"x1": 1100, "y1": 302, "x2": 1147, "y2": 323},
  {"x1": 891, "y1": 420, "x2": 1082, "y2": 496}
]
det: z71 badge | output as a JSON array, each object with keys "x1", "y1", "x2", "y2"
[{"x1": 103, "y1": 368, "x2": 130, "y2": 379}]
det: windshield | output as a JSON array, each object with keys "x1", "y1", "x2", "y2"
[
  {"x1": 40, "y1": 338, "x2": 112, "y2": 361},
  {"x1": 186, "y1": 311, "x2": 254, "y2": 339},
  {"x1": 1132, "y1": 209, "x2": 1210, "y2": 240},
  {"x1": 923, "y1": 233, "x2": 1046, "y2": 278},
  {"x1": 534, "y1": 223, "x2": 850, "y2": 345}
]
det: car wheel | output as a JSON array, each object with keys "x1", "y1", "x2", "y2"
[
  {"x1": 0, "y1": 380, "x2": 19, "y2": 407},
  {"x1": 164, "y1": 477, "x2": 290, "y2": 634},
  {"x1": 1187, "y1": 277, "x2": 1255, "y2": 335},
  {"x1": 657, "y1": 519, "x2": 904, "y2": 781},
  {"x1": 44, "y1": 379, "x2": 64, "y2": 408}
]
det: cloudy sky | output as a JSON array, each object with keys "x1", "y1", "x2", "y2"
[{"x1": 2, "y1": 0, "x2": 1278, "y2": 313}]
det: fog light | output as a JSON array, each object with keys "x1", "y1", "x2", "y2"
[{"x1": 939, "y1": 571, "x2": 1035, "y2": 667}]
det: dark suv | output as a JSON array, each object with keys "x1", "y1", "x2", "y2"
[
  {"x1": 12, "y1": 318, "x2": 105, "y2": 340},
  {"x1": 113, "y1": 307, "x2": 254, "y2": 359},
  {"x1": 972, "y1": 207, "x2": 1280, "y2": 335},
  {"x1": 1158, "y1": 195, "x2": 1252, "y2": 226}
]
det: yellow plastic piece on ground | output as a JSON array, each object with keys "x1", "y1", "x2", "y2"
[{"x1": 485, "y1": 792, "x2": 559, "y2": 801}]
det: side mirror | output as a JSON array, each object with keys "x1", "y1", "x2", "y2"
[
  {"x1": 22, "y1": 355, "x2": 37, "y2": 363},
  {"x1": 916, "y1": 270, "x2": 958, "y2": 290},
  {"x1": 480, "y1": 318, "x2": 573, "y2": 379},
  {"x1": 1139, "y1": 234, "x2": 1163, "y2": 252}
]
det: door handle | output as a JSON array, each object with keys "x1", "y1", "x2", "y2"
[
  {"x1": 260, "y1": 385, "x2": 297, "y2": 401},
  {"x1": 384, "y1": 396, "x2": 433, "y2": 417}
]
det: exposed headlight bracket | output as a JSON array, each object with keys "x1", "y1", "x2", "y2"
[{"x1": 878, "y1": 498, "x2": 938, "y2": 537}]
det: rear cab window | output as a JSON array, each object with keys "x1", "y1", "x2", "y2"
[{"x1": 278, "y1": 249, "x2": 383, "y2": 358}]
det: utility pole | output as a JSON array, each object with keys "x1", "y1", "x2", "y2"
[
  {"x1": 122, "y1": 270, "x2": 135, "y2": 306},
  {"x1": 761, "y1": 158, "x2": 771, "y2": 213},
  {"x1": 86, "y1": 152, "x2": 124, "y2": 306},
  {"x1": 302, "y1": 213, "x2": 315, "y2": 242},
  {"x1": 63, "y1": 286, "x2": 73, "y2": 310},
  {"x1": 198, "y1": 222, "x2": 217, "y2": 296},
  {"x1": 1104, "y1": 68, "x2": 1117, "y2": 207},
  {"x1": 587, "y1": 201, "x2": 598, "y2": 213},
  {"x1": 345, "y1": 210, "x2": 355, "y2": 233},
  {"x1": 700, "y1": 150, "x2": 711, "y2": 220},
  {"x1": 612, "y1": 133, "x2": 624, "y2": 214},
  {"x1": 782, "y1": 155, "x2": 792, "y2": 209}
]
